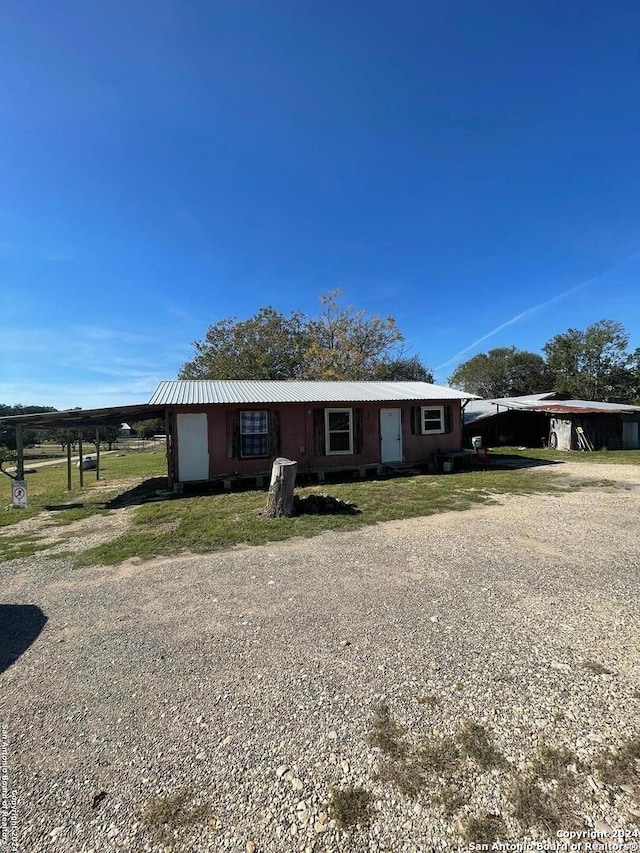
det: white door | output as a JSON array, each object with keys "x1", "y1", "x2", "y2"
[
  {"x1": 177, "y1": 413, "x2": 209, "y2": 481},
  {"x1": 380, "y1": 408, "x2": 403, "y2": 463}
]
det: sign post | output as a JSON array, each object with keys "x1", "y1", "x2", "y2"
[{"x1": 12, "y1": 480, "x2": 27, "y2": 509}]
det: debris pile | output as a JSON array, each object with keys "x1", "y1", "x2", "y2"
[{"x1": 293, "y1": 493, "x2": 361, "y2": 516}]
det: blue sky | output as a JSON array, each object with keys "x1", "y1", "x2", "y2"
[{"x1": 2, "y1": 0, "x2": 640, "y2": 408}]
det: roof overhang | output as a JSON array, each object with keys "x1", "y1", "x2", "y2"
[{"x1": 0, "y1": 404, "x2": 166, "y2": 430}]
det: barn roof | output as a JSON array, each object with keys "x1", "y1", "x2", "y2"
[
  {"x1": 148, "y1": 380, "x2": 476, "y2": 406},
  {"x1": 464, "y1": 393, "x2": 640, "y2": 425}
]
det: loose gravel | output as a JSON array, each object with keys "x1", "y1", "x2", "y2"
[{"x1": 1, "y1": 460, "x2": 639, "y2": 852}]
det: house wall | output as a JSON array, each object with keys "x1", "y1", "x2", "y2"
[{"x1": 171, "y1": 400, "x2": 462, "y2": 481}]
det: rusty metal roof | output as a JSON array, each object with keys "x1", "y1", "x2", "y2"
[
  {"x1": 503, "y1": 399, "x2": 640, "y2": 415},
  {"x1": 148, "y1": 380, "x2": 476, "y2": 406}
]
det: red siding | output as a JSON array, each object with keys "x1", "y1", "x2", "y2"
[{"x1": 171, "y1": 401, "x2": 463, "y2": 480}]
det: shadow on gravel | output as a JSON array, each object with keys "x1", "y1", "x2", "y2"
[
  {"x1": 0, "y1": 604, "x2": 48, "y2": 673},
  {"x1": 44, "y1": 502, "x2": 85, "y2": 511}
]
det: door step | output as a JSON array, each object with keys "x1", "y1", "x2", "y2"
[{"x1": 382, "y1": 461, "x2": 421, "y2": 476}]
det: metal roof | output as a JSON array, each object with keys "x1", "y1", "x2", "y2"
[
  {"x1": 148, "y1": 380, "x2": 476, "y2": 406},
  {"x1": 0, "y1": 403, "x2": 165, "y2": 429},
  {"x1": 464, "y1": 394, "x2": 640, "y2": 424}
]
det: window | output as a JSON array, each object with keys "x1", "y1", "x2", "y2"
[
  {"x1": 240, "y1": 410, "x2": 268, "y2": 457},
  {"x1": 325, "y1": 408, "x2": 353, "y2": 454},
  {"x1": 421, "y1": 406, "x2": 445, "y2": 435}
]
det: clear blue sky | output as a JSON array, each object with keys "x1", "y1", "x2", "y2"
[{"x1": 2, "y1": 0, "x2": 640, "y2": 408}]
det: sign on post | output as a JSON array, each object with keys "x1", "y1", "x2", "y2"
[{"x1": 12, "y1": 480, "x2": 27, "y2": 509}]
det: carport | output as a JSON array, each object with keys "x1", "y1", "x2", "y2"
[{"x1": 0, "y1": 403, "x2": 168, "y2": 492}]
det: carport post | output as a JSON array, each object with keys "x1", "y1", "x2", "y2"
[
  {"x1": 78, "y1": 435, "x2": 84, "y2": 487},
  {"x1": 66, "y1": 432, "x2": 72, "y2": 490},
  {"x1": 15, "y1": 425, "x2": 24, "y2": 481},
  {"x1": 95, "y1": 428, "x2": 100, "y2": 481}
]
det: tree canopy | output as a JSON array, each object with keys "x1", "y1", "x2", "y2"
[
  {"x1": 449, "y1": 319, "x2": 639, "y2": 402},
  {"x1": 179, "y1": 291, "x2": 432, "y2": 382},
  {"x1": 448, "y1": 346, "x2": 550, "y2": 398},
  {"x1": 542, "y1": 320, "x2": 632, "y2": 401}
]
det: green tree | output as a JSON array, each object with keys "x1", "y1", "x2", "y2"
[
  {"x1": 130, "y1": 419, "x2": 164, "y2": 440},
  {"x1": 301, "y1": 291, "x2": 404, "y2": 380},
  {"x1": 179, "y1": 306, "x2": 308, "y2": 380},
  {"x1": 373, "y1": 355, "x2": 434, "y2": 382},
  {"x1": 449, "y1": 346, "x2": 550, "y2": 398},
  {"x1": 0, "y1": 404, "x2": 57, "y2": 450},
  {"x1": 179, "y1": 292, "x2": 409, "y2": 381},
  {"x1": 543, "y1": 320, "x2": 632, "y2": 401}
]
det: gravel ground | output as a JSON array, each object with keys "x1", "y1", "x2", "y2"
[{"x1": 1, "y1": 461, "x2": 639, "y2": 852}]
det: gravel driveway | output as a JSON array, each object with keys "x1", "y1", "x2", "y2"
[{"x1": 1, "y1": 461, "x2": 639, "y2": 852}]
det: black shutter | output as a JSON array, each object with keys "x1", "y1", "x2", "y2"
[
  {"x1": 444, "y1": 405, "x2": 453, "y2": 434},
  {"x1": 227, "y1": 410, "x2": 240, "y2": 458},
  {"x1": 313, "y1": 409, "x2": 325, "y2": 456},
  {"x1": 411, "y1": 406, "x2": 421, "y2": 434},
  {"x1": 353, "y1": 408, "x2": 364, "y2": 455},
  {"x1": 268, "y1": 410, "x2": 281, "y2": 456}
]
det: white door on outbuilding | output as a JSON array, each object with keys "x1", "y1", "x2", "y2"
[
  {"x1": 380, "y1": 408, "x2": 403, "y2": 463},
  {"x1": 176, "y1": 413, "x2": 209, "y2": 481}
]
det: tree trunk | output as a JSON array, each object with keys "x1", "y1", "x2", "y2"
[{"x1": 264, "y1": 457, "x2": 298, "y2": 518}]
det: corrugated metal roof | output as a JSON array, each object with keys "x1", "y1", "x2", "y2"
[
  {"x1": 504, "y1": 399, "x2": 640, "y2": 415},
  {"x1": 148, "y1": 380, "x2": 476, "y2": 406},
  {"x1": 464, "y1": 395, "x2": 640, "y2": 424}
]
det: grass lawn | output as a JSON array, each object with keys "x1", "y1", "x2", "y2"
[
  {"x1": 490, "y1": 447, "x2": 640, "y2": 465},
  {"x1": 1, "y1": 447, "x2": 631, "y2": 566}
]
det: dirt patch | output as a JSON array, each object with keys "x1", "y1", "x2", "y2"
[{"x1": 0, "y1": 506, "x2": 135, "y2": 553}]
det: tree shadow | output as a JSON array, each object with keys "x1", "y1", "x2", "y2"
[{"x1": 0, "y1": 604, "x2": 47, "y2": 673}]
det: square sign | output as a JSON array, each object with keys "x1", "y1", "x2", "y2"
[{"x1": 12, "y1": 480, "x2": 27, "y2": 508}]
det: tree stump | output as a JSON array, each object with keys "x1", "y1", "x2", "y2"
[{"x1": 264, "y1": 458, "x2": 298, "y2": 518}]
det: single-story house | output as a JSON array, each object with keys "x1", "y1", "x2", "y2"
[
  {"x1": 147, "y1": 380, "x2": 475, "y2": 487},
  {"x1": 464, "y1": 392, "x2": 640, "y2": 450}
]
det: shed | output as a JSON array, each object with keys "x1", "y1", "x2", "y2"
[
  {"x1": 148, "y1": 380, "x2": 475, "y2": 488},
  {"x1": 464, "y1": 393, "x2": 640, "y2": 450}
]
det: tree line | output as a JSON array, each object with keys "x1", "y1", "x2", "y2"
[
  {"x1": 448, "y1": 320, "x2": 640, "y2": 401},
  {"x1": 180, "y1": 293, "x2": 639, "y2": 403}
]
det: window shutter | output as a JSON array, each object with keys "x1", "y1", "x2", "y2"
[
  {"x1": 411, "y1": 406, "x2": 421, "y2": 434},
  {"x1": 353, "y1": 408, "x2": 364, "y2": 455},
  {"x1": 313, "y1": 409, "x2": 325, "y2": 456},
  {"x1": 268, "y1": 410, "x2": 281, "y2": 456},
  {"x1": 226, "y1": 410, "x2": 240, "y2": 458},
  {"x1": 444, "y1": 405, "x2": 453, "y2": 434}
]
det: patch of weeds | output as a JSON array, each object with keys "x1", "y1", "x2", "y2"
[
  {"x1": 141, "y1": 789, "x2": 210, "y2": 846},
  {"x1": 330, "y1": 786, "x2": 372, "y2": 829},
  {"x1": 416, "y1": 736, "x2": 460, "y2": 774},
  {"x1": 532, "y1": 741, "x2": 579, "y2": 783},
  {"x1": 462, "y1": 813, "x2": 505, "y2": 844},
  {"x1": 376, "y1": 757, "x2": 426, "y2": 798},
  {"x1": 438, "y1": 781, "x2": 469, "y2": 816},
  {"x1": 0, "y1": 537, "x2": 50, "y2": 561},
  {"x1": 455, "y1": 682, "x2": 465, "y2": 692},
  {"x1": 594, "y1": 737, "x2": 640, "y2": 788},
  {"x1": 416, "y1": 694, "x2": 441, "y2": 708},
  {"x1": 457, "y1": 721, "x2": 506, "y2": 770},
  {"x1": 582, "y1": 659, "x2": 613, "y2": 675},
  {"x1": 368, "y1": 703, "x2": 408, "y2": 760},
  {"x1": 508, "y1": 776, "x2": 560, "y2": 834}
]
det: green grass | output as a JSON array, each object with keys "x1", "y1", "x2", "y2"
[
  {"x1": 74, "y1": 466, "x2": 588, "y2": 566},
  {"x1": 490, "y1": 446, "x2": 640, "y2": 465},
  {"x1": 0, "y1": 450, "x2": 166, "y2": 529}
]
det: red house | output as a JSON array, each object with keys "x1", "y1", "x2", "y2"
[{"x1": 148, "y1": 380, "x2": 474, "y2": 489}]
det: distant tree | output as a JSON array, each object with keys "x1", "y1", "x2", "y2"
[
  {"x1": 449, "y1": 346, "x2": 550, "y2": 398},
  {"x1": 131, "y1": 419, "x2": 164, "y2": 440},
  {"x1": 543, "y1": 320, "x2": 632, "y2": 401},
  {"x1": 82, "y1": 425, "x2": 122, "y2": 451},
  {"x1": 300, "y1": 291, "x2": 404, "y2": 380},
  {"x1": 179, "y1": 306, "x2": 308, "y2": 380},
  {"x1": 373, "y1": 355, "x2": 434, "y2": 382},
  {"x1": 0, "y1": 404, "x2": 57, "y2": 450}
]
